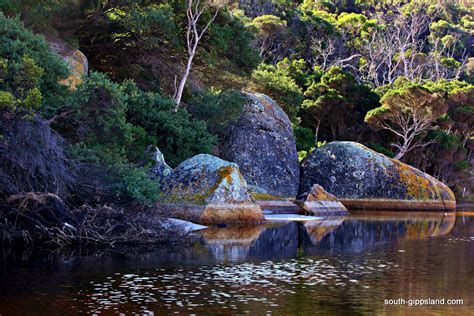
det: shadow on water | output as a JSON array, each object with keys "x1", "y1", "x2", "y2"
[{"x1": 0, "y1": 211, "x2": 472, "y2": 315}]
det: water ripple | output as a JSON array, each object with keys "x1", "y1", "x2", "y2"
[{"x1": 79, "y1": 256, "x2": 395, "y2": 314}]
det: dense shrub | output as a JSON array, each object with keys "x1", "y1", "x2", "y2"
[
  {"x1": 294, "y1": 125, "x2": 315, "y2": 152},
  {"x1": 251, "y1": 63, "x2": 304, "y2": 121},
  {"x1": 189, "y1": 89, "x2": 246, "y2": 137},
  {"x1": 0, "y1": 13, "x2": 69, "y2": 115},
  {"x1": 124, "y1": 81, "x2": 216, "y2": 167}
]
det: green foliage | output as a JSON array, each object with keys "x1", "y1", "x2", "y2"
[
  {"x1": 104, "y1": 3, "x2": 179, "y2": 51},
  {"x1": 0, "y1": 13, "x2": 69, "y2": 115},
  {"x1": 66, "y1": 72, "x2": 136, "y2": 154},
  {"x1": 294, "y1": 125, "x2": 315, "y2": 151},
  {"x1": 213, "y1": 9, "x2": 260, "y2": 71},
  {"x1": 251, "y1": 63, "x2": 304, "y2": 121},
  {"x1": 367, "y1": 142, "x2": 395, "y2": 158},
  {"x1": 0, "y1": 56, "x2": 46, "y2": 114},
  {"x1": 190, "y1": 89, "x2": 246, "y2": 136},
  {"x1": 0, "y1": 90, "x2": 16, "y2": 111},
  {"x1": 303, "y1": 66, "x2": 378, "y2": 140},
  {"x1": 124, "y1": 81, "x2": 216, "y2": 168},
  {"x1": 64, "y1": 73, "x2": 208, "y2": 203},
  {"x1": 112, "y1": 163, "x2": 161, "y2": 204},
  {"x1": 428, "y1": 130, "x2": 460, "y2": 150}
]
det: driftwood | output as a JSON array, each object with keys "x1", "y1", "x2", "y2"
[{"x1": 1, "y1": 192, "x2": 190, "y2": 249}]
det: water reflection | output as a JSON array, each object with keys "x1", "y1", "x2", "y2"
[
  {"x1": 0, "y1": 212, "x2": 472, "y2": 315},
  {"x1": 200, "y1": 212, "x2": 456, "y2": 260}
]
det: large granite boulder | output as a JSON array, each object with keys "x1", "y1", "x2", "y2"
[
  {"x1": 300, "y1": 142, "x2": 456, "y2": 211},
  {"x1": 218, "y1": 92, "x2": 299, "y2": 198},
  {"x1": 47, "y1": 35, "x2": 88, "y2": 90},
  {"x1": 159, "y1": 154, "x2": 264, "y2": 224}
]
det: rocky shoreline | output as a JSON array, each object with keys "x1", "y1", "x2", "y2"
[{"x1": 153, "y1": 93, "x2": 456, "y2": 225}]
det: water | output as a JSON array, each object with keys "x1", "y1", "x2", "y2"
[{"x1": 0, "y1": 211, "x2": 473, "y2": 315}]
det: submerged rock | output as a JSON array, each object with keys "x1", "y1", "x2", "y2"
[
  {"x1": 298, "y1": 184, "x2": 348, "y2": 215},
  {"x1": 159, "y1": 154, "x2": 264, "y2": 224},
  {"x1": 218, "y1": 92, "x2": 300, "y2": 198},
  {"x1": 163, "y1": 218, "x2": 207, "y2": 232},
  {"x1": 300, "y1": 142, "x2": 456, "y2": 211}
]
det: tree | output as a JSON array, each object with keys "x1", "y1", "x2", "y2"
[
  {"x1": 250, "y1": 14, "x2": 291, "y2": 63},
  {"x1": 301, "y1": 66, "x2": 377, "y2": 142},
  {"x1": 174, "y1": 0, "x2": 221, "y2": 109},
  {"x1": 251, "y1": 62, "x2": 304, "y2": 121},
  {"x1": 365, "y1": 81, "x2": 448, "y2": 160}
]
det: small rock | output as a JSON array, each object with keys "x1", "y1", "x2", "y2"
[
  {"x1": 147, "y1": 145, "x2": 172, "y2": 181},
  {"x1": 299, "y1": 184, "x2": 348, "y2": 215}
]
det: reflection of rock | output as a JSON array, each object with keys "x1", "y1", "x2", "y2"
[
  {"x1": 403, "y1": 214, "x2": 455, "y2": 239},
  {"x1": 248, "y1": 222, "x2": 311, "y2": 260},
  {"x1": 300, "y1": 142, "x2": 456, "y2": 211},
  {"x1": 160, "y1": 154, "x2": 264, "y2": 224},
  {"x1": 201, "y1": 225, "x2": 266, "y2": 261},
  {"x1": 304, "y1": 219, "x2": 345, "y2": 244},
  {"x1": 306, "y1": 213, "x2": 456, "y2": 254},
  {"x1": 218, "y1": 92, "x2": 300, "y2": 198},
  {"x1": 299, "y1": 184, "x2": 348, "y2": 215},
  {"x1": 47, "y1": 35, "x2": 88, "y2": 90}
]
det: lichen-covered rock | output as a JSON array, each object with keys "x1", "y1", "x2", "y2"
[
  {"x1": 47, "y1": 36, "x2": 88, "y2": 90},
  {"x1": 218, "y1": 92, "x2": 300, "y2": 198},
  {"x1": 160, "y1": 154, "x2": 264, "y2": 224},
  {"x1": 300, "y1": 142, "x2": 456, "y2": 211},
  {"x1": 147, "y1": 146, "x2": 172, "y2": 181},
  {"x1": 299, "y1": 184, "x2": 348, "y2": 215}
]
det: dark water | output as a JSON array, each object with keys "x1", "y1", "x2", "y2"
[{"x1": 0, "y1": 211, "x2": 473, "y2": 315}]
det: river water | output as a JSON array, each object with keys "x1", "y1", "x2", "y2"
[{"x1": 0, "y1": 211, "x2": 473, "y2": 315}]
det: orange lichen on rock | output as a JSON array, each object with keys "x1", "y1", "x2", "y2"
[
  {"x1": 394, "y1": 160, "x2": 434, "y2": 200},
  {"x1": 47, "y1": 35, "x2": 88, "y2": 90},
  {"x1": 159, "y1": 154, "x2": 264, "y2": 224},
  {"x1": 300, "y1": 142, "x2": 456, "y2": 211}
]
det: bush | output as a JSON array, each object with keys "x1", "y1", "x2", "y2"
[
  {"x1": 57, "y1": 73, "x2": 216, "y2": 202},
  {"x1": 0, "y1": 13, "x2": 69, "y2": 116},
  {"x1": 294, "y1": 125, "x2": 315, "y2": 151},
  {"x1": 124, "y1": 82, "x2": 216, "y2": 167},
  {"x1": 189, "y1": 89, "x2": 246, "y2": 137},
  {"x1": 251, "y1": 63, "x2": 304, "y2": 121},
  {"x1": 111, "y1": 164, "x2": 161, "y2": 204}
]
